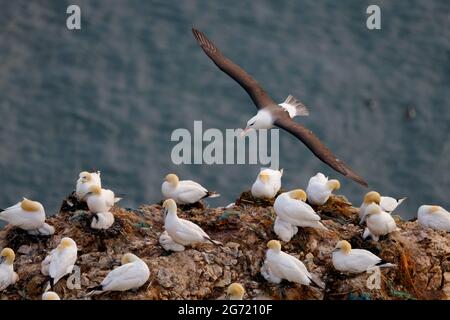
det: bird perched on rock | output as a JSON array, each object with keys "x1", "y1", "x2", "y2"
[
  {"x1": 87, "y1": 253, "x2": 150, "y2": 295},
  {"x1": 251, "y1": 168, "x2": 283, "y2": 199},
  {"x1": 305, "y1": 172, "x2": 340, "y2": 205},
  {"x1": 85, "y1": 185, "x2": 121, "y2": 213},
  {"x1": 332, "y1": 240, "x2": 396, "y2": 273},
  {"x1": 159, "y1": 230, "x2": 186, "y2": 252},
  {"x1": 226, "y1": 283, "x2": 245, "y2": 300},
  {"x1": 274, "y1": 189, "x2": 328, "y2": 231},
  {"x1": 76, "y1": 171, "x2": 101, "y2": 200},
  {"x1": 91, "y1": 211, "x2": 115, "y2": 230},
  {"x1": 0, "y1": 198, "x2": 54, "y2": 235},
  {"x1": 359, "y1": 191, "x2": 406, "y2": 224},
  {"x1": 41, "y1": 237, "x2": 78, "y2": 290},
  {"x1": 42, "y1": 291, "x2": 60, "y2": 300},
  {"x1": 162, "y1": 199, "x2": 221, "y2": 248},
  {"x1": 0, "y1": 248, "x2": 19, "y2": 291},
  {"x1": 273, "y1": 216, "x2": 298, "y2": 242},
  {"x1": 363, "y1": 204, "x2": 399, "y2": 242},
  {"x1": 417, "y1": 205, "x2": 450, "y2": 232},
  {"x1": 161, "y1": 174, "x2": 220, "y2": 205},
  {"x1": 261, "y1": 240, "x2": 324, "y2": 288}
]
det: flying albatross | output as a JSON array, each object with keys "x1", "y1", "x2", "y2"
[{"x1": 192, "y1": 28, "x2": 368, "y2": 187}]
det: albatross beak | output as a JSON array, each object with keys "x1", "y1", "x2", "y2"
[{"x1": 240, "y1": 127, "x2": 253, "y2": 138}]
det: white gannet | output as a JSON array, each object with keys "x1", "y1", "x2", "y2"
[
  {"x1": 85, "y1": 185, "x2": 121, "y2": 213},
  {"x1": 159, "y1": 230, "x2": 186, "y2": 252},
  {"x1": 0, "y1": 248, "x2": 19, "y2": 291},
  {"x1": 273, "y1": 216, "x2": 298, "y2": 242},
  {"x1": 163, "y1": 199, "x2": 221, "y2": 246},
  {"x1": 0, "y1": 198, "x2": 54, "y2": 235},
  {"x1": 226, "y1": 283, "x2": 245, "y2": 300},
  {"x1": 332, "y1": 240, "x2": 395, "y2": 273},
  {"x1": 359, "y1": 191, "x2": 406, "y2": 224},
  {"x1": 363, "y1": 204, "x2": 399, "y2": 242},
  {"x1": 75, "y1": 171, "x2": 102, "y2": 200},
  {"x1": 192, "y1": 28, "x2": 367, "y2": 186},
  {"x1": 161, "y1": 174, "x2": 220, "y2": 205},
  {"x1": 261, "y1": 240, "x2": 323, "y2": 287},
  {"x1": 42, "y1": 291, "x2": 61, "y2": 300},
  {"x1": 273, "y1": 189, "x2": 328, "y2": 231},
  {"x1": 305, "y1": 172, "x2": 340, "y2": 205},
  {"x1": 417, "y1": 205, "x2": 450, "y2": 232},
  {"x1": 251, "y1": 168, "x2": 283, "y2": 199},
  {"x1": 88, "y1": 253, "x2": 150, "y2": 295},
  {"x1": 41, "y1": 237, "x2": 78, "y2": 289},
  {"x1": 91, "y1": 211, "x2": 115, "y2": 230}
]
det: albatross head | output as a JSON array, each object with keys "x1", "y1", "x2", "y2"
[
  {"x1": 240, "y1": 110, "x2": 273, "y2": 137},
  {"x1": 79, "y1": 171, "x2": 92, "y2": 183},
  {"x1": 0, "y1": 248, "x2": 16, "y2": 265},
  {"x1": 326, "y1": 179, "x2": 341, "y2": 191},
  {"x1": 365, "y1": 203, "x2": 382, "y2": 217},
  {"x1": 121, "y1": 253, "x2": 140, "y2": 265},
  {"x1": 289, "y1": 189, "x2": 307, "y2": 202},
  {"x1": 165, "y1": 174, "x2": 179, "y2": 186},
  {"x1": 363, "y1": 191, "x2": 381, "y2": 205},
  {"x1": 42, "y1": 291, "x2": 60, "y2": 300},
  {"x1": 226, "y1": 283, "x2": 245, "y2": 300},
  {"x1": 20, "y1": 198, "x2": 43, "y2": 213},
  {"x1": 267, "y1": 240, "x2": 282, "y2": 252},
  {"x1": 58, "y1": 237, "x2": 76, "y2": 250},
  {"x1": 333, "y1": 240, "x2": 352, "y2": 254},
  {"x1": 259, "y1": 172, "x2": 270, "y2": 183},
  {"x1": 162, "y1": 199, "x2": 177, "y2": 216}
]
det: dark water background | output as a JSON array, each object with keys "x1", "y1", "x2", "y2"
[{"x1": 0, "y1": 0, "x2": 449, "y2": 221}]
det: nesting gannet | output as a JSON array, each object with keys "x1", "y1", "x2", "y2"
[
  {"x1": 159, "y1": 230, "x2": 186, "y2": 252},
  {"x1": 251, "y1": 168, "x2": 283, "y2": 199},
  {"x1": 192, "y1": 28, "x2": 368, "y2": 187},
  {"x1": 226, "y1": 283, "x2": 245, "y2": 300},
  {"x1": 261, "y1": 240, "x2": 323, "y2": 287},
  {"x1": 273, "y1": 190, "x2": 328, "y2": 231},
  {"x1": 163, "y1": 199, "x2": 221, "y2": 246},
  {"x1": 85, "y1": 185, "x2": 121, "y2": 213},
  {"x1": 332, "y1": 240, "x2": 395, "y2": 273},
  {"x1": 273, "y1": 216, "x2": 298, "y2": 242},
  {"x1": 75, "y1": 171, "x2": 102, "y2": 200},
  {"x1": 42, "y1": 291, "x2": 61, "y2": 300},
  {"x1": 305, "y1": 172, "x2": 340, "y2": 205},
  {"x1": 161, "y1": 174, "x2": 220, "y2": 204},
  {"x1": 41, "y1": 237, "x2": 77, "y2": 289},
  {"x1": 0, "y1": 198, "x2": 54, "y2": 235},
  {"x1": 91, "y1": 211, "x2": 115, "y2": 230},
  {"x1": 359, "y1": 191, "x2": 406, "y2": 224},
  {"x1": 88, "y1": 253, "x2": 150, "y2": 295},
  {"x1": 0, "y1": 248, "x2": 19, "y2": 291},
  {"x1": 417, "y1": 205, "x2": 450, "y2": 232},
  {"x1": 363, "y1": 204, "x2": 399, "y2": 242}
]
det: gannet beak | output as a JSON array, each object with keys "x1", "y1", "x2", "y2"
[
  {"x1": 0, "y1": 256, "x2": 5, "y2": 264},
  {"x1": 240, "y1": 127, "x2": 253, "y2": 138}
]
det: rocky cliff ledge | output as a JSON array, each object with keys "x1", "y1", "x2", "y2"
[{"x1": 1, "y1": 192, "x2": 449, "y2": 300}]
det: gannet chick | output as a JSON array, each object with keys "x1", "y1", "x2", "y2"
[
  {"x1": 251, "y1": 168, "x2": 283, "y2": 199},
  {"x1": 0, "y1": 248, "x2": 19, "y2": 291},
  {"x1": 75, "y1": 171, "x2": 101, "y2": 200},
  {"x1": 305, "y1": 172, "x2": 340, "y2": 205},
  {"x1": 85, "y1": 185, "x2": 121, "y2": 213},
  {"x1": 159, "y1": 230, "x2": 185, "y2": 252},
  {"x1": 42, "y1": 291, "x2": 60, "y2": 300},
  {"x1": 91, "y1": 211, "x2": 115, "y2": 230},
  {"x1": 0, "y1": 198, "x2": 53, "y2": 235},
  {"x1": 273, "y1": 190, "x2": 328, "y2": 231},
  {"x1": 332, "y1": 240, "x2": 395, "y2": 273},
  {"x1": 261, "y1": 240, "x2": 323, "y2": 287},
  {"x1": 88, "y1": 253, "x2": 150, "y2": 295},
  {"x1": 417, "y1": 205, "x2": 450, "y2": 232},
  {"x1": 41, "y1": 237, "x2": 77, "y2": 289},
  {"x1": 273, "y1": 216, "x2": 298, "y2": 242},
  {"x1": 363, "y1": 204, "x2": 399, "y2": 242},
  {"x1": 28, "y1": 222, "x2": 55, "y2": 236},
  {"x1": 226, "y1": 283, "x2": 245, "y2": 300},
  {"x1": 163, "y1": 199, "x2": 221, "y2": 246},
  {"x1": 359, "y1": 191, "x2": 406, "y2": 224},
  {"x1": 161, "y1": 174, "x2": 220, "y2": 204}
]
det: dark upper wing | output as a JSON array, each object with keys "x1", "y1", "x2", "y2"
[
  {"x1": 192, "y1": 28, "x2": 276, "y2": 110},
  {"x1": 274, "y1": 114, "x2": 368, "y2": 187}
]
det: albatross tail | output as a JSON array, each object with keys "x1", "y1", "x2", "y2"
[
  {"x1": 204, "y1": 191, "x2": 220, "y2": 199},
  {"x1": 281, "y1": 95, "x2": 309, "y2": 117}
]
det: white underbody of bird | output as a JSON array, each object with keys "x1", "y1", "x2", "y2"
[
  {"x1": 273, "y1": 217, "x2": 298, "y2": 242},
  {"x1": 91, "y1": 211, "x2": 115, "y2": 230},
  {"x1": 417, "y1": 205, "x2": 450, "y2": 232},
  {"x1": 75, "y1": 171, "x2": 101, "y2": 200},
  {"x1": 251, "y1": 168, "x2": 283, "y2": 199},
  {"x1": 305, "y1": 172, "x2": 340, "y2": 206},
  {"x1": 159, "y1": 230, "x2": 186, "y2": 252},
  {"x1": 363, "y1": 204, "x2": 399, "y2": 242},
  {"x1": 0, "y1": 248, "x2": 19, "y2": 291},
  {"x1": 162, "y1": 174, "x2": 219, "y2": 204},
  {"x1": 86, "y1": 185, "x2": 120, "y2": 213},
  {"x1": 359, "y1": 191, "x2": 406, "y2": 224}
]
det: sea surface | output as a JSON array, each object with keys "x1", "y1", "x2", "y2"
[{"x1": 0, "y1": 0, "x2": 449, "y2": 222}]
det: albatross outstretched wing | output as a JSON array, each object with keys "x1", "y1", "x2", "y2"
[
  {"x1": 192, "y1": 28, "x2": 276, "y2": 110},
  {"x1": 274, "y1": 113, "x2": 368, "y2": 187}
]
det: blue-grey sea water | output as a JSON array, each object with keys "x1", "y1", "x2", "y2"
[{"x1": 0, "y1": 0, "x2": 449, "y2": 222}]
